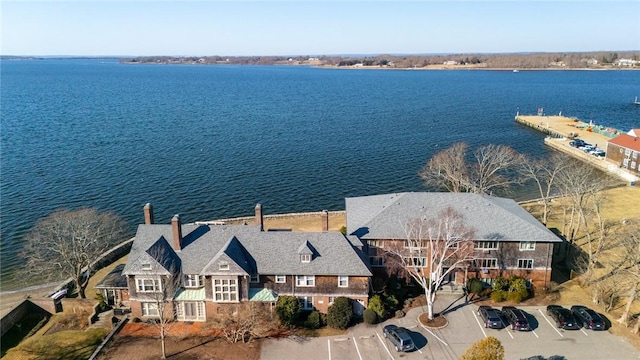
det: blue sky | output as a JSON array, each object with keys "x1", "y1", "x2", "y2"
[{"x1": 2, "y1": 1, "x2": 639, "y2": 56}]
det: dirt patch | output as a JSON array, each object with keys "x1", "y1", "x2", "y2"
[
  {"x1": 98, "y1": 322, "x2": 261, "y2": 360},
  {"x1": 418, "y1": 313, "x2": 448, "y2": 329}
]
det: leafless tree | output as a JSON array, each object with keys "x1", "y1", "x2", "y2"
[
  {"x1": 555, "y1": 162, "x2": 614, "y2": 282},
  {"x1": 20, "y1": 208, "x2": 129, "y2": 298},
  {"x1": 419, "y1": 142, "x2": 522, "y2": 195},
  {"x1": 151, "y1": 271, "x2": 181, "y2": 359},
  {"x1": 211, "y1": 302, "x2": 278, "y2": 343},
  {"x1": 384, "y1": 207, "x2": 475, "y2": 320},
  {"x1": 614, "y1": 220, "x2": 640, "y2": 328},
  {"x1": 518, "y1": 153, "x2": 571, "y2": 224}
]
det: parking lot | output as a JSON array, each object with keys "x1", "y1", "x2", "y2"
[{"x1": 261, "y1": 295, "x2": 640, "y2": 360}]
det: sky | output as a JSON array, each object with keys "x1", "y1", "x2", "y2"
[{"x1": 1, "y1": 1, "x2": 639, "y2": 57}]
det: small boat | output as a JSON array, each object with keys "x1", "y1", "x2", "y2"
[
  {"x1": 513, "y1": 69, "x2": 519, "y2": 73},
  {"x1": 634, "y1": 96, "x2": 640, "y2": 105}
]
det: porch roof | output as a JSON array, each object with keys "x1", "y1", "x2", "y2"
[
  {"x1": 174, "y1": 288, "x2": 206, "y2": 301},
  {"x1": 248, "y1": 288, "x2": 278, "y2": 302}
]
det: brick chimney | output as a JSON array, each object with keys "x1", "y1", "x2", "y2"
[
  {"x1": 321, "y1": 210, "x2": 329, "y2": 232},
  {"x1": 143, "y1": 203, "x2": 154, "y2": 225},
  {"x1": 255, "y1": 203, "x2": 264, "y2": 231},
  {"x1": 171, "y1": 214, "x2": 183, "y2": 251}
]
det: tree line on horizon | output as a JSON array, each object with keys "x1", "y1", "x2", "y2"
[{"x1": 120, "y1": 51, "x2": 640, "y2": 69}]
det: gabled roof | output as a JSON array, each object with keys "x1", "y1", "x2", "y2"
[
  {"x1": 345, "y1": 192, "x2": 561, "y2": 243},
  {"x1": 123, "y1": 236, "x2": 181, "y2": 275},
  {"x1": 608, "y1": 134, "x2": 640, "y2": 152},
  {"x1": 95, "y1": 264, "x2": 128, "y2": 289},
  {"x1": 627, "y1": 129, "x2": 640, "y2": 137},
  {"x1": 124, "y1": 223, "x2": 372, "y2": 278}
]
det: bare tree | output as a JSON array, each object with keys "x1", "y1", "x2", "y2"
[
  {"x1": 518, "y1": 153, "x2": 571, "y2": 224},
  {"x1": 20, "y1": 208, "x2": 129, "y2": 298},
  {"x1": 151, "y1": 272, "x2": 181, "y2": 359},
  {"x1": 384, "y1": 207, "x2": 475, "y2": 320},
  {"x1": 615, "y1": 220, "x2": 640, "y2": 328},
  {"x1": 419, "y1": 142, "x2": 470, "y2": 193},
  {"x1": 212, "y1": 302, "x2": 278, "y2": 343},
  {"x1": 419, "y1": 142, "x2": 522, "y2": 195}
]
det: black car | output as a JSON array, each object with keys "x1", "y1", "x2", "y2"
[
  {"x1": 501, "y1": 306, "x2": 532, "y2": 331},
  {"x1": 571, "y1": 305, "x2": 605, "y2": 330},
  {"x1": 382, "y1": 324, "x2": 415, "y2": 352},
  {"x1": 570, "y1": 139, "x2": 586, "y2": 147},
  {"x1": 477, "y1": 306, "x2": 504, "y2": 329},
  {"x1": 546, "y1": 305, "x2": 579, "y2": 330}
]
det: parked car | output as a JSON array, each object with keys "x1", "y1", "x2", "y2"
[
  {"x1": 501, "y1": 306, "x2": 532, "y2": 331},
  {"x1": 590, "y1": 149, "x2": 606, "y2": 157},
  {"x1": 579, "y1": 144, "x2": 595, "y2": 152},
  {"x1": 571, "y1": 305, "x2": 605, "y2": 330},
  {"x1": 570, "y1": 139, "x2": 586, "y2": 147},
  {"x1": 477, "y1": 306, "x2": 504, "y2": 329},
  {"x1": 383, "y1": 324, "x2": 416, "y2": 352},
  {"x1": 546, "y1": 305, "x2": 579, "y2": 330}
]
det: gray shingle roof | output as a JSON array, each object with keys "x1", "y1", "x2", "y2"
[
  {"x1": 346, "y1": 192, "x2": 561, "y2": 243},
  {"x1": 124, "y1": 224, "x2": 372, "y2": 277},
  {"x1": 123, "y1": 236, "x2": 182, "y2": 275}
]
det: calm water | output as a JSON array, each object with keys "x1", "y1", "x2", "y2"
[{"x1": 1, "y1": 59, "x2": 639, "y2": 291}]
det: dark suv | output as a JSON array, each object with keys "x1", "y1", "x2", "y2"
[
  {"x1": 477, "y1": 306, "x2": 504, "y2": 329},
  {"x1": 546, "y1": 305, "x2": 579, "y2": 330},
  {"x1": 571, "y1": 305, "x2": 605, "y2": 330},
  {"x1": 383, "y1": 324, "x2": 415, "y2": 352},
  {"x1": 501, "y1": 306, "x2": 531, "y2": 331}
]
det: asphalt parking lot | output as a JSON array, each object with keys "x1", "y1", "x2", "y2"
[{"x1": 261, "y1": 295, "x2": 640, "y2": 360}]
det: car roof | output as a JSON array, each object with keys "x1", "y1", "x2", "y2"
[{"x1": 394, "y1": 327, "x2": 412, "y2": 340}]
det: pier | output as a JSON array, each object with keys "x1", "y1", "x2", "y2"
[{"x1": 515, "y1": 114, "x2": 639, "y2": 183}]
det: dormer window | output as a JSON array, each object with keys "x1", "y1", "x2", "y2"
[
  {"x1": 219, "y1": 263, "x2": 229, "y2": 270},
  {"x1": 250, "y1": 274, "x2": 260, "y2": 283},
  {"x1": 301, "y1": 254, "x2": 311, "y2": 263},
  {"x1": 184, "y1": 274, "x2": 201, "y2": 288},
  {"x1": 142, "y1": 263, "x2": 152, "y2": 271}
]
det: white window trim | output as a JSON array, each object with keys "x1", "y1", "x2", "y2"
[
  {"x1": 296, "y1": 275, "x2": 315, "y2": 287},
  {"x1": 176, "y1": 301, "x2": 205, "y2": 321},
  {"x1": 477, "y1": 258, "x2": 498, "y2": 269},
  {"x1": 136, "y1": 278, "x2": 161, "y2": 293},
  {"x1": 250, "y1": 274, "x2": 260, "y2": 283},
  {"x1": 338, "y1": 275, "x2": 349, "y2": 288},
  {"x1": 275, "y1": 275, "x2": 286, "y2": 283},
  {"x1": 519, "y1": 241, "x2": 536, "y2": 251},
  {"x1": 219, "y1": 263, "x2": 230, "y2": 270},
  {"x1": 328, "y1": 296, "x2": 336, "y2": 304},
  {"x1": 517, "y1": 259, "x2": 534, "y2": 269},
  {"x1": 474, "y1": 241, "x2": 499, "y2": 250},
  {"x1": 141, "y1": 302, "x2": 159, "y2": 317},
  {"x1": 213, "y1": 278, "x2": 238, "y2": 302},
  {"x1": 301, "y1": 254, "x2": 311, "y2": 263},
  {"x1": 184, "y1": 274, "x2": 200, "y2": 288}
]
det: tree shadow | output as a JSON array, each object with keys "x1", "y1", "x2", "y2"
[{"x1": 440, "y1": 294, "x2": 487, "y2": 316}]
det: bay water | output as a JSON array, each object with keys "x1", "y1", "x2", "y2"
[{"x1": 1, "y1": 59, "x2": 639, "y2": 291}]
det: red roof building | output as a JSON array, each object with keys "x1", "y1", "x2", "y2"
[{"x1": 606, "y1": 134, "x2": 640, "y2": 175}]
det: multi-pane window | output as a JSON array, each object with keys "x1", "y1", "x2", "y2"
[
  {"x1": 519, "y1": 241, "x2": 535, "y2": 251},
  {"x1": 184, "y1": 274, "x2": 200, "y2": 288},
  {"x1": 477, "y1": 258, "x2": 498, "y2": 269},
  {"x1": 214, "y1": 279, "x2": 238, "y2": 302},
  {"x1": 136, "y1": 278, "x2": 161, "y2": 292},
  {"x1": 405, "y1": 257, "x2": 427, "y2": 267},
  {"x1": 250, "y1": 274, "x2": 260, "y2": 283},
  {"x1": 368, "y1": 240, "x2": 383, "y2": 248},
  {"x1": 338, "y1": 275, "x2": 348, "y2": 287},
  {"x1": 219, "y1": 263, "x2": 229, "y2": 270},
  {"x1": 298, "y1": 296, "x2": 313, "y2": 310},
  {"x1": 517, "y1": 259, "x2": 534, "y2": 269},
  {"x1": 370, "y1": 256, "x2": 385, "y2": 267},
  {"x1": 296, "y1": 275, "x2": 315, "y2": 287},
  {"x1": 475, "y1": 241, "x2": 499, "y2": 250},
  {"x1": 275, "y1": 275, "x2": 286, "y2": 283},
  {"x1": 176, "y1": 302, "x2": 205, "y2": 321},
  {"x1": 329, "y1": 296, "x2": 336, "y2": 304},
  {"x1": 141, "y1": 302, "x2": 159, "y2": 317},
  {"x1": 301, "y1": 254, "x2": 311, "y2": 263}
]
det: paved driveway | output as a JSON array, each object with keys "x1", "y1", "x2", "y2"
[{"x1": 261, "y1": 295, "x2": 640, "y2": 360}]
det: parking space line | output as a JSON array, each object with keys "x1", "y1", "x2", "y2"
[
  {"x1": 352, "y1": 335, "x2": 363, "y2": 360},
  {"x1": 376, "y1": 331, "x2": 395, "y2": 360},
  {"x1": 471, "y1": 309, "x2": 488, "y2": 338},
  {"x1": 531, "y1": 329, "x2": 539, "y2": 338},
  {"x1": 420, "y1": 324, "x2": 449, "y2": 346},
  {"x1": 580, "y1": 328, "x2": 589, "y2": 336},
  {"x1": 538, "y1": 309, "x2": 563, "y2": 337},
  {"x1": 504, "y1": 326, "x2": 514, "y2": 339},
  {"x1": 327, "y1": 339, "x2": 331, "y2": 360}
]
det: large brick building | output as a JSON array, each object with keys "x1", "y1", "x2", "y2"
[{"x1": 606, "y1": 131, "x2": 640, "y2": 175}]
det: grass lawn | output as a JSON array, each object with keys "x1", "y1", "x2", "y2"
[{"x1": 2, "y1": 327, "x2": 107, "y2": 360}]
